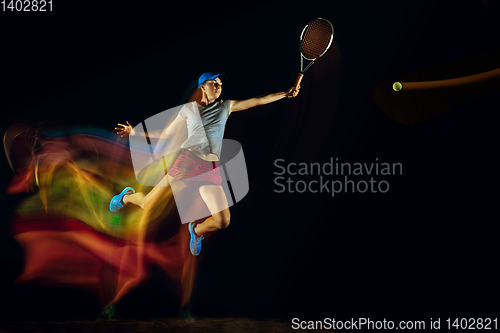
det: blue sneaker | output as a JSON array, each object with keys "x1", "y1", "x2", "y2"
[
  {"x1": 188, "y1": 221, "x2": 204, "y2": 256},
  {"x1": 109, "y1": 187, "x2": 135, "y2": 212}
]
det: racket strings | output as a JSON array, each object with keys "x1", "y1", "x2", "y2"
[{"x1": 301, "y1": 19, "x2": 333, "y2": 59}]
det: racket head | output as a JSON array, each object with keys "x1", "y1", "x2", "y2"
[{"x1": 300, "y1": 17, "x2": 334, "y2": 61}]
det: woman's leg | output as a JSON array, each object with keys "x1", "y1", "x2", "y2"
[
  {"x1": 195, "y1": 185, "x2": 230, "y2": 235},
  {"x1": 110, "y1": 174, "x2": 186, "y2": 305},
  {"x1": 122, "y1": 191, "x2": 145, "y2": 207},
  {"x1": 122, "y1": 174, "x2": 177, "y2": 209}
]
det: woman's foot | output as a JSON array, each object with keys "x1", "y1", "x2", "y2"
[
  {"x1": 188, "y1": 221, "x2": 204, "y2": 256},
  {"x1": 109, "y1": 187, "x2": 135, "y2": 212}
]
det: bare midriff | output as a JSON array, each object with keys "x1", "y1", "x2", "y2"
[{"x1": 188, "y1": 149, "x2": 219, "y2": 162}]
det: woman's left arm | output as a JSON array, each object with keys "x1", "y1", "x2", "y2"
[{"x1": 230, "y1": 85, "x2": 300, "y2": 113}]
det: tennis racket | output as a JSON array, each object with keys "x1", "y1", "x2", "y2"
[{"x1": 294, "y1": 17, "x2": 334, "y2": 88}]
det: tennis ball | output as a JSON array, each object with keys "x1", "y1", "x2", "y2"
[{"x1": 393, "y1": 82, "x2": 402, "y2": 92}]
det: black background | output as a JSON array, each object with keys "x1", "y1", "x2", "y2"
[{"x1": 1, "y1": 0, "x2": 499, "y2": 325}]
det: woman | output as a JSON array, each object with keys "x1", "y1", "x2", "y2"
[{"x1": 112, "y1": 72, "x2": 300, "y2": 256}]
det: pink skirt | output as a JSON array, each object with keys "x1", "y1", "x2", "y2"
[{"x1": 168, "y1": 150, "x2": 222, "y2": 186}]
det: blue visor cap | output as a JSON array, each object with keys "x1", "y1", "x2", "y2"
[{"x1": 198, "y1": 72, "x2": 227, "y2": 88}]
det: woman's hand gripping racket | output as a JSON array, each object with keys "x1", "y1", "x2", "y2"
[{"x1": 294, "y1": 17, "x2": 334, "y2": 88}]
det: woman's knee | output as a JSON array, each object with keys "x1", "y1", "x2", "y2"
[{"x1": 213, "y1": 212, "x2": 230, "y2": 229}]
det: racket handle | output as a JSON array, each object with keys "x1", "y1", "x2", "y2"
[{"x1": 294, "y1": 73, "x2": 304, "y2": 88}]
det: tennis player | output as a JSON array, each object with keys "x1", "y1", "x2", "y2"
[{"x1": 111, "y1": 72, "x2": 300, "y2": 256}]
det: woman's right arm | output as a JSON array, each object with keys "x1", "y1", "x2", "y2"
[
  {"x1": 115, "y1": 114, "x2": 184, "y2": 139},
  {"x1": 115, "y1": 121, "x2": 135, "y2": 137},
  {"x1": 155, "y1": 114, "x2": 185, "y2": 143}
]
